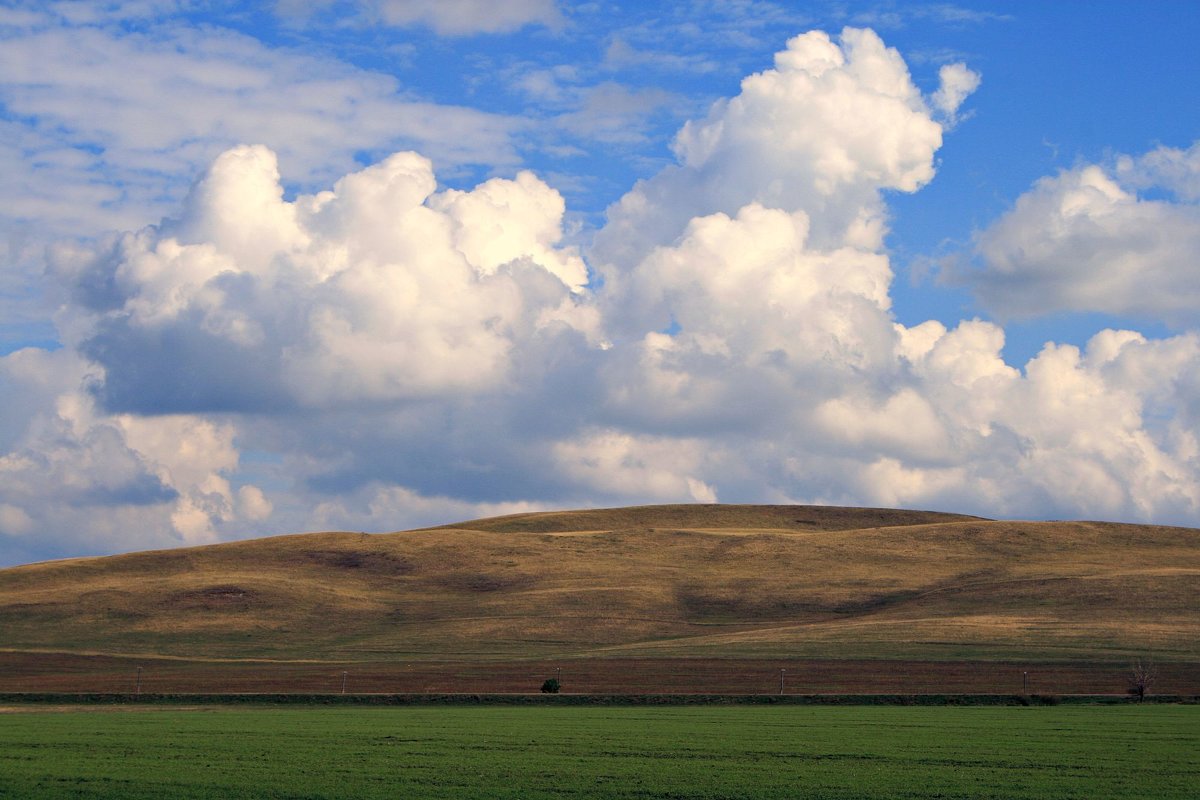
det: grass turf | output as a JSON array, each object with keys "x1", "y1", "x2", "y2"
[{"x1": 0, "y1": 705, "x2": 1196, "y2": 799}]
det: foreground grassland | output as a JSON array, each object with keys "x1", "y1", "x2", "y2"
[{"x1": 0, "y1": 706, "x2": 1196, "y2": 799}]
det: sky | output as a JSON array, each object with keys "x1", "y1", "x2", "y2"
[{"x1": 1, "y1": 0, "x2": 1199, "y2": 566}]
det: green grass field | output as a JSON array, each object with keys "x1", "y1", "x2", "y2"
[{"x1": 0, "y1": 706, "x2": 1196, "y2": 799}]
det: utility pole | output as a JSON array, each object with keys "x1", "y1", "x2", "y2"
[
  {"x1": 780, "y1": 668, "x2": 786, "y2": 696},
  {"x1": 341, "y1": 671, "x2": 348, "y2": 695},
  {"x1": 135, "y1": 666, "x2": 142, "y2": 696}
]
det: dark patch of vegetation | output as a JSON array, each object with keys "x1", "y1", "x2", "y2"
[
  {"x1": 168, "y1": 585, "x2": 257, "y2": 611},
  {"x1": 103, "y1": 608, "x2": 150, "y2": 621},
  {"x1": 436, "y1": 571, "x2": 536, "y2": 593},
  {"x1": 303, "y1": 550, "x2": 413, "y2": 575},
  {"x1": 674, "y1": 584, "x2": 926, "y2": 621}
]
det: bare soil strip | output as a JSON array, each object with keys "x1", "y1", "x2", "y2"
[{"x1": 2, "y1": 651, "x2": 1198, "y2": 696}]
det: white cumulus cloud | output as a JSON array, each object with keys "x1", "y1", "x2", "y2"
[
  {"x1": 57, "y1": 144, "x2": 597, "y2": 413},
  {"x1": 594, "y1": 27, "x2": 948, "y2": 285},
  {"x1": 963, "y1": 143, "x2": 1200, "y2": 323}
]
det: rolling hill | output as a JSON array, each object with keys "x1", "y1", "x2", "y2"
[{"x1": 2, "y1": 504, "x2": 1197, "y2": 671}]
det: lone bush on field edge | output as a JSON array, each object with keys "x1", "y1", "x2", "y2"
[{"x1": 1128, "y1": 659, "x2": 1157, "y2": 701}]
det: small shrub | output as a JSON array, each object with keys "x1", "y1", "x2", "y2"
[
  {"x1": 541, "y1": 678, "x2": 560, "y2": 694},
  {"x1": 1128, "y1": 659, "x2": 1157, "y2": 701}
]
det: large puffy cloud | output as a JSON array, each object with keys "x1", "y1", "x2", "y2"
[
  {"x1": 57, "y1": 145, "x2": 596, "y2": 413},
  {"x1": 963, "y1": 142, "x2": 1200, "y2": 322},
  {"x1": 594, "y1": 28, "x2": 954, "y2": 439},
  {"x1": 594, "y1": 27, "x2": 967, "y2": 277},
  {"x1": 880, "y1": 324, "x2": 1200, "y2": 520}
]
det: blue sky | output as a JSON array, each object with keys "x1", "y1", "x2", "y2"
[{"x1": 1, "y1": 0, "x2": 1198, "y2": 565}]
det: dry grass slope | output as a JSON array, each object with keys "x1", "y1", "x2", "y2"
[{"x1": 0, "y1": 504, "x2": 1197, "y2": 664}]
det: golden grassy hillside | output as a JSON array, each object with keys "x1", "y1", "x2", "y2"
[{"x1": 0, "y1": 504, "x2": 1196, "y2": 662}]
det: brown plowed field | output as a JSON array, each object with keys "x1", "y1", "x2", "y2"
[{"x1": 3, "y1": 652, "x2": 1198, "y2": 696}]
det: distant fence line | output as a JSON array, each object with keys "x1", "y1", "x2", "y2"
[
  {"x1": 6, "y1": 655, "x2": 1197, "y2": 696},
  {"x1": 3, "y1": 692, "x2": 1198, "y2": 706}
]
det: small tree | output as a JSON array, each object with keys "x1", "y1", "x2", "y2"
[
  {"x1": 541, "y1": 677, "x2": 561, "y2": 694},
  {"x1": 1128, "y1": 659, "x2": 1157, "y2": 701}
]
